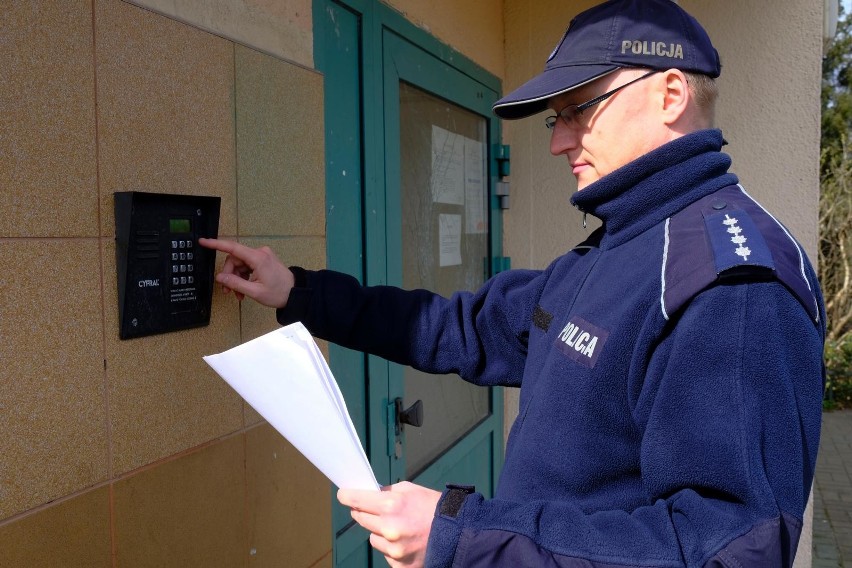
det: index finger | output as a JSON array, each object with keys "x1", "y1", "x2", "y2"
[{"x1": 198, "y1": 238, "x2": 262, "y2": 268}]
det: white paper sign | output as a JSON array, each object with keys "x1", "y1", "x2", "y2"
[
  {"x1": 439, "y1": 213, "x2": 462, "y2": 267},
  {"x1": 203, "y1": 323, "x2": 380, "y2": 491},
  {"x1": 431, "y1": 125, "x2": 465, "y2": 205},
  {"x1": 464, "y1": 137, "x2": 487, "y2": 234}
]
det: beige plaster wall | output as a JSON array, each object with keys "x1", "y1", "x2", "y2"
[
  {"x1": 125, "y1": 0, "x2": 314, "y2": 68},
  {"x1": 500, "y1": 2, "x2": 822, "y2": 565},
  {"x1": 0, "y1": 1, "x2": 330, "y2": 566},
  {"x1": 385, "y1": 0, "x2": 506, "y2": 79}
]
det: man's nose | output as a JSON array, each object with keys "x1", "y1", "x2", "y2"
[{"x1": 549, "y1": 120, "x2": 578, "y2": 156}]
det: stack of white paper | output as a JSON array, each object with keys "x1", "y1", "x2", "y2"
[{"x1": 203, "y1": 322, "x2": 380, "y2": 491}]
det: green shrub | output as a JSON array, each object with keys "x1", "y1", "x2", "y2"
[{"x1": 824, "y1": 334, "x2": 852, "y2": 411}]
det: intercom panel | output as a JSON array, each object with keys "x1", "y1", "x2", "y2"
[{"x1": 114, "y1": 191, "x2": 221, "y2": 339}]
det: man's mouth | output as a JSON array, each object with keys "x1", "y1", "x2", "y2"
[{"x1": 572, "y1": 163, "x2": 589, "y2": 176}]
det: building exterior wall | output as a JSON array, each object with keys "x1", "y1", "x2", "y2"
[
  {"x1": 1, "y1": 1, "x2": 329, "y2": 566},
  {"x1": 385, "y1": 0, "x2": 505, "y2": 79},
  {"x1": 122, "y1": 0, "x2": 314, "y2": 68}
]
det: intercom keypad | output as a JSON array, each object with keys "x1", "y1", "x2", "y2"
[
  {"x1": 115, "y1": 191, "x2": 221, "y2": 340},
  {"x1": 171, "y1": 240, "x2": 196, "y2": 287}
]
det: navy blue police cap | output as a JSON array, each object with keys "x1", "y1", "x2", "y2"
[{"x1": 493, "y1": 0, "x2": 721, "y2": 120}]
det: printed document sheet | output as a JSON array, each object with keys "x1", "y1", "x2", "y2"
[{"x1": 203, "y1": 322, "x2": 380, "y2": 491}]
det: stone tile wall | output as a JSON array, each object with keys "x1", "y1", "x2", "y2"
[{"x1": 0, "y1": 2, "x2": 329, "y2": 566}]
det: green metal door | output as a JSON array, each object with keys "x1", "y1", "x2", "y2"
[{"x1": 314, "y1": 2, "x2": 504, "y2": 566}]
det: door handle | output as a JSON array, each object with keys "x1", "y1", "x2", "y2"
[{"x1": 395, "y1": 398, "x2": 424, "y2": 430}]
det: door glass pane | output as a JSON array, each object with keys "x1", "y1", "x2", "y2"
[{"x1": 399, "y1": 82, "x2": 490, "y2": 478}]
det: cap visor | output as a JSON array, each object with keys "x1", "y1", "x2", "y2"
[{"x1": 493, "y1": 65, "x2": 619, "y2": 119}]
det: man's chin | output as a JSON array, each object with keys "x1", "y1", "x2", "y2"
[{"x1": 574, "y1": 170, "x2": 600, "y2": 191}]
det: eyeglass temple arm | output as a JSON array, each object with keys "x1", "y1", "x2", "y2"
[{"x1": 576, "y1": 70, "x2": 659, "y2": 113}]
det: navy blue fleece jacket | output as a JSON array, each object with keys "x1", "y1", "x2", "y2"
[{"x1": 277, "y1": 130, "x2": 826, "y2": 567}]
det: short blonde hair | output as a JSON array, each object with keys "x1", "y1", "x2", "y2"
[{"x1": 685, "y1": 72, "x2": 718, "y2": 126}]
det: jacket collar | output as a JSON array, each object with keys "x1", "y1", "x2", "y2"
[{"x1": 570, "y1": 129, "x2": 738, "y2": 247}]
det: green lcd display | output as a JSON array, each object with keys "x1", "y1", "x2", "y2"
[{"x1": 169, "y1": 218, "x2": 191, "y2": 233}]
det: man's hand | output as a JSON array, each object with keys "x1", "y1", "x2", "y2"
[
  {"x1": 198, "y1": 238, "x2": 295, "y2": 308},
  {"x1": 338, "y1": 482, "x2": 441, "y2": 568}
]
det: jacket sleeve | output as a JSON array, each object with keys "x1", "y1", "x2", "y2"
[
  {"x1": 276, "y1": 266, "x2": 549, "y2": 387},
  {"x1": 425, "y1": 279, "x2": 825, "y2": 568}
]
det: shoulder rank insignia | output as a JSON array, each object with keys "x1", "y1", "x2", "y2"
[
  {"x1": 702, "y1": 208, "x2": 774, "y2": 273},
  {"x1": 662, "y1": 185, "x2": 820, "y2": 323}
]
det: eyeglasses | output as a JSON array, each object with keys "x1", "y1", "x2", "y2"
[{"x1": 545, "y1": 70, "x2": 659, "y2": 130}]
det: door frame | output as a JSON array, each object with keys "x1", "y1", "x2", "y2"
[{"x1": 313, "y1": 1, "x2": 505, "y2": 564}]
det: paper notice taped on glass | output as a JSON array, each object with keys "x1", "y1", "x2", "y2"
[{"x1": 203, "y1": 322, "x2": 380, "y2": 491}]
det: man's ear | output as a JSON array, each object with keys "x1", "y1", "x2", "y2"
[{"x1": 659, "y1": 69, "x2": 690, "y2": 126}]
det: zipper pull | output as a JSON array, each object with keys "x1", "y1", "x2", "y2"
[{"x1": 582, "y1": 212, "x2": 587, "y2": 229}]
